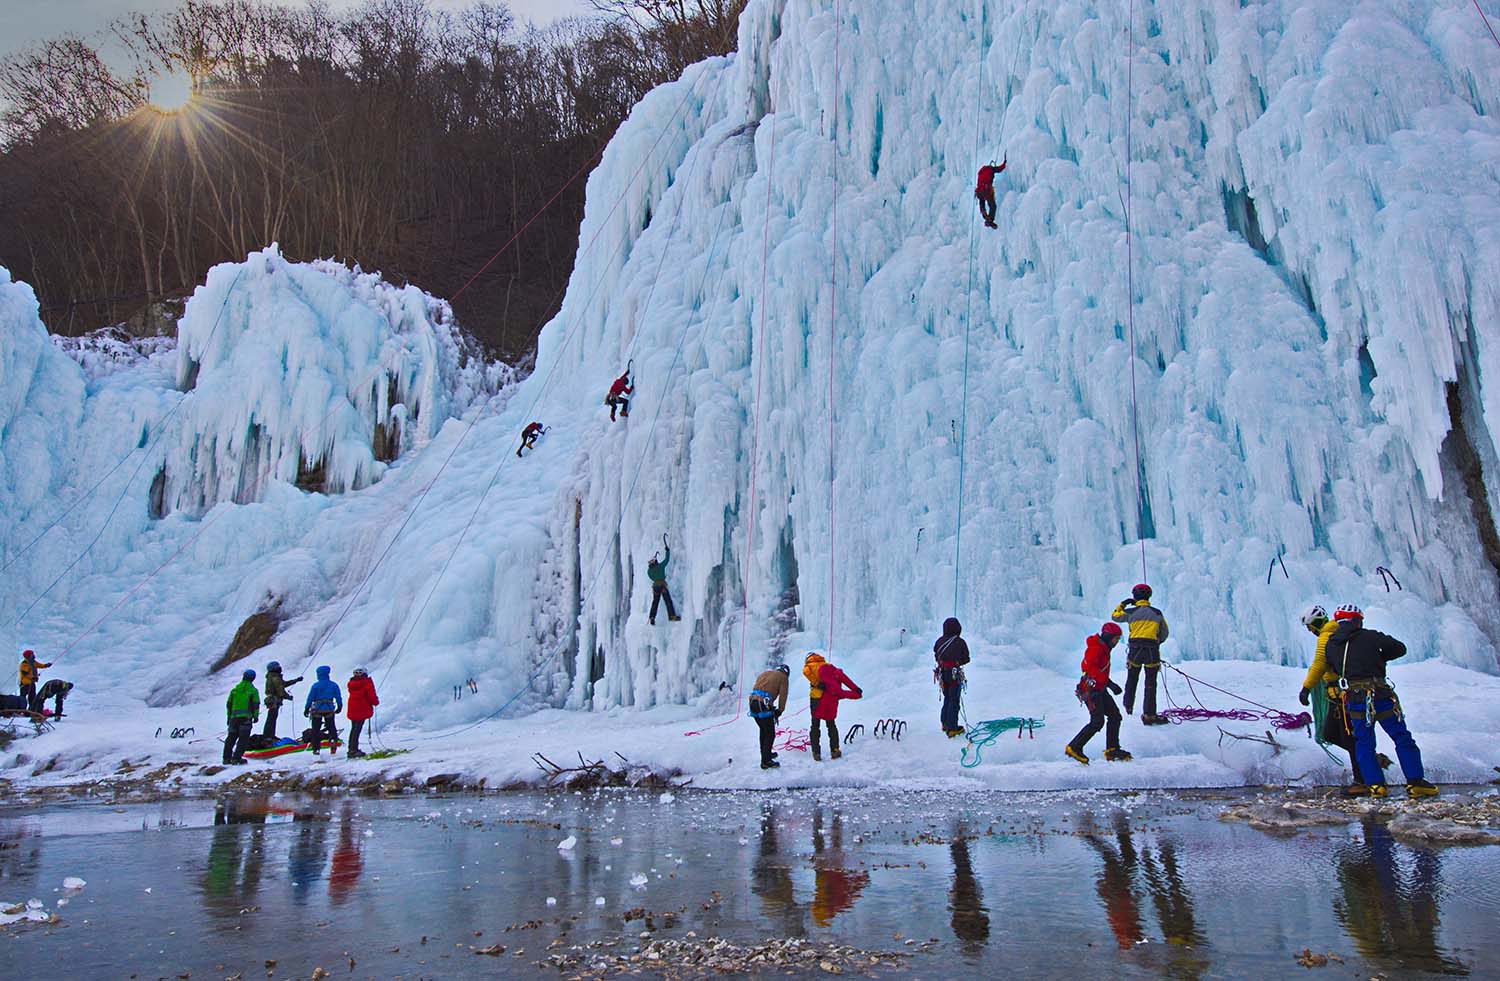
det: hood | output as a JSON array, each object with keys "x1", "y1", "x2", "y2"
[
  {"x1": 316, "y1": 666, "x2": 332, "y2": 680},
  {"x1": 1329, "y1": 621, "x2": 1361, "y2": 644},
  {"x1": 803, "y1": 653, "x2": 825, "y2": 667},
  {"x1": 942, "y1": 617, "x2": 962, "y2": 637}
]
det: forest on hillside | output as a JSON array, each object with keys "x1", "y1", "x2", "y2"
[{"x1": 0, "y1": 0, "x2": 744, "y2": 358}]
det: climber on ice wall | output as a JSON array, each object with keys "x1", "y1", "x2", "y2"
[
  {"x1": 646, "y1": 535, "x2": 680, "y2": 624},
  {"x1": 516, "y1": 421, "x2": 545, "y2": 457},
  {"x1": 605, "y1": 367, "x2": 633, "y2": 421},
  {"x1": 974, "y1": 156, "x2": 1006, "y2": 228},
  {"x1": 1113, "y1": 583, "x2": 1170, "y2": 725}
]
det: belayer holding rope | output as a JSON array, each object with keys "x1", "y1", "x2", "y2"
[
  {"x1": 516, "y1": 421, "x2": 546, "y2": 457},
  {"x1": 646, "y1": 535, "x2": 681, "y2": 624},
  {"x1": 1066, "y1": 621, "x2": 1131, "y2": 765},
  {"x1": 934, "y1": 617, "x2": 970, "y2": 737},
  {"x1": 1113, "y1": 583, "x2": 1170, "y2": 725},
  {"x1": 803, "y1": 652, "x2": 862, "y2": 761},
  {"x1": 974, "y1": 156, "x2": 1007, "y2": 228},
  {"x1": 1297, "y1": 605, "x2": 1382, "y2": 795},
  {"x1": 605, "y1": 367, "x2": 633, "y2": 421},
  {"x1": 262, "y1": 660, "x2": 302, "y2": 739},
  {"x1": 1324, "y1": 605, "x2": 1438, "y2": 799},
  {"x1": 18, "y1": 649, "x2": 52, "y2": 713},
  {"x1": 749, "y1": 664, "x2": 790, "y2": 770}
]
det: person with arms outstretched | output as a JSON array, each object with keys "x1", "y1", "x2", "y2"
[{"x1": 647, "y1": 536, "x2": 681, "y2": 624}]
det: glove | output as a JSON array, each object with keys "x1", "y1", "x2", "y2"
[
  {"x1": 1108, "y1": 681, "x2": 1123, "y2": 695},
  {"x1": 1120, "y1": 598, "x2": 1136, "y2": 609},
  {"x1": 303, "y1": 708, "x2": 310, "y2": 718},
  {"x1": 1298, "y1": 687, "x2": 1310, "y2": 707}
]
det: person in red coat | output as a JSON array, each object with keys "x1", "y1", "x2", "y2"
[
  {"x1": 1065, "y1": 622, "x2": 1131, "y2": 765},
  {"x1": 346, "y1": 667, "x2": 379, "y2": 758},
  {"x1": 605, "y1": 370, "x2": 633, "y2": 421},
  {"x1": 974, "y1": 156, "x2": 1007, "y2": 228},
  {"x1": 807, "y1": 654, "x2": 862, "y2": 761}
]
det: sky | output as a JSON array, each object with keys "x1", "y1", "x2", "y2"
[{"x1": 0, "y1": 0, "x2": 592, "y2": 61}]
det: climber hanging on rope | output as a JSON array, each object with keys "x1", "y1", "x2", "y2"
[
  {"x1": 1113, "y1": 583, "x2": 1170, "y2": 725},
  {"x1": 605, "y1": 365, "x2": 633, "y2": 422},
  {"x1": 646, "y1": 535, "x2": 681, "y2": 625},
  {"x1": 974, "y1": 156, "x2": 1007, "y2": 228},
  {"x1": 933, "y1": 617, "x2": 970, "y2": 738},
  {"x1": 1066, "y1": 622, "x2": 1131, "y2": 765},
  {"x1": 1297, "y1": 604, "x2": 1386, "y2": 796},
  {"x1": 516, "y1": 421, "x2": 546, "y2": 457}
]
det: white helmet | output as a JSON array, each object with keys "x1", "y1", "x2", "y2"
[{"x1": 1299, "y1": 605, "x2": 1327, "y2": 629}]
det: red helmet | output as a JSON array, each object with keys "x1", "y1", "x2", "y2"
[
  {"x1": 22, "y1": 649, "x2": 35, "y2": 659},
  {"x1": 1132, "y1": 583, "x2": 1152, "y2": 600},
  {"x1": 1333, "y1": 604, "x2": 1363, "y2": 622},
  {"x1": 1100, "y1": 622, "x2": 1123, "y2": 640}
]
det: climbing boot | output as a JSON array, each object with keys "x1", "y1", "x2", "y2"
[
  {"x1": 810, "y1": 749, "x2": 822, "y2": 762},
  {"x1": 1144, "y1": 714, "x2": 1171, "y2": 726},
  {"x1": 648, "y1": 617, "x2": 656, "y2": 625},
  {"x1": 1064, "y1": 745, "x2": 1090, "y2": 766},
  {"x1": 1368, "y1": 784, "x2": 1390, "y2": 798},
  {"x1": 669, "y1": 615, "x2": 682, "y2": 622},
  {"x1": 1104, "y1": 748, "x2": 1133, "y2": 762},
  {"x1": 1341, "y1": 783, "x2": 1371, "y2": 798},
  {"x1": 946, "y1": 728, "x2": 965, "y2": 739},
  {"x1": 760, "y1": 761, "x2": 781, "y2": 770},
  {"x1": 1406, "y1": 779, "x2": 1440, "y2": 798},
  {"x1": 830, "y1": 749, "x2": 842, "y2": 760}
]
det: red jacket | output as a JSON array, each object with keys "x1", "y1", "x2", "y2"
[
  {"x1": 975, "y1": 162, "x2": 1006, "y2": 194},
  {"x1": 608, "y1": 375, "x2": 632, "y2": 398},
  {"x1": 1079, "y1": 635, "x2": 1113, "y2": 689},
  {"x1": 811, "y1": 663, "x2": 861, "y2": 720},
  {"x1": 346, "y1": 675, "x2": 379, "y2": 721}
]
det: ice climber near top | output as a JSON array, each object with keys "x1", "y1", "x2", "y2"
[
  {"x1": 1112, "y1": 583, "x2": 1170, "y2": 725},
  {"x1": 345, "y1": 666, "x2": 379, "y2": 758},
  {"x1": 605, "y1": 368, "x2": 632, "y2": 421},
  {"x1": 1297, "y1": 605, "x2": 1386, "y2": 795},
  {"x1": 974, "y1": 156, "x2": 1006, "y2": 228},
  {"x1": 1323, "y1": 605, "x2": 1439, "y2": 798},
  {"x1": 803, "y1": 652, "x2": 862, "y2": 761},
  {"x1": 18, "y1": 649, "x2": 51, "y2": 712},
  {"x1": 1065, "y1": 622, "x2": 1131, "y2": 765},
  {"x1": 517, "y1": 421, "x2": 545, "y2": 457},
  {"x1": 749, "y1": 663, "x2": 790, "y2": 770},
  {"x1": 933, "y1": 617, "x2": 971, "y2": 737},
  {"x1": 304, "y1": 665, "x2": 344, "y2": 756},
  {"x1": 224, "y1": 669, "x2": 261, "y2": 765},
  {"x1": 646, "y1": 535, "x2": 681, "y2": 624},
  {"x1": 262, "y1": 660, "x2": 302, "y2": 739}
]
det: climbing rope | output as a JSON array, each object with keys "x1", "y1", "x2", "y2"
[
  {"x1": 1158, "y1": 661, "x2": 1310, "y2": 731},
  {"x1": 774, "y1": 726, "x2": 810, "y2": 753},
  {"x1": 1475, "y1": 0, "x2": 1500, "y2": 51},
  {"x1": 826, "y1": 0, "x2": 841, "y2": 656},
  {"x1": 960, "y1": 716, "x2": 1045, "y2": 768},
  {"x1": 1123, "y1": 0, "x2": 1148, "y2": 584}
]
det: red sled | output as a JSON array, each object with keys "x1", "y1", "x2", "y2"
[{"x1": 244, "y1": 739, "x2": 343, "y2": 760}]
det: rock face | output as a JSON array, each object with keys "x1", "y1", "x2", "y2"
[{"x1": 211, "y1": 600, "x2": 284, "y2": 673}]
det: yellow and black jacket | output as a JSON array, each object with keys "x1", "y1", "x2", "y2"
[{"x1": 1111, "y1": 600, "x2": 1168, "y2": 662}]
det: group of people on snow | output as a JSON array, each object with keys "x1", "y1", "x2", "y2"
[
  {"x1": 221, "y1": 662, "x2": 380, "y2": 765},
  {"x1": 7, "y1": 649, "x2": 71, "y2": 718},
  {"x1": 747, "y1": 654, "x2": 863, "y2": 769}
]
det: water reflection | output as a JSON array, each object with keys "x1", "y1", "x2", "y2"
[
  {"x1": 288, "y1": 810, "x2": 331, "y2": 905},
  {"x1": 810, "y1": 808, "x2": 870, "y2": 927},
  {"x1": 1334, "y1": 819, "x2": 1468, "y2": 976},
  {"x1": 201, "y1": 797, "x2": 271, "y2": 925},
  {"x1": 1084, "y1": 813, "x2": 1206, "y2": 979},
  {"x1": 947, "y1": 824, "x2": 990, "y2": 954},
  {"x1": 0, "y1": 821, "x2": 42, "y2": 883},
  {"x1": 329, "y1": 802, "x2": 364, "y2": 906},
  {"x1": 751, "y1": 804, "x2": 804, "y2": 935}
]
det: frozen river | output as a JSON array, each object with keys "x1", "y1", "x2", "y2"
[{"x1": 2, "y1": 788, "x2": 1496, "y2": 978}]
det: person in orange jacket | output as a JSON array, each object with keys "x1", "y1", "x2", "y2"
[
  {"x1": 18, "y1": 649, "x2": 52, "y2": 713},
  {"x1": 803, "y1": 652, "x2": 861, "y2": 761},
  {"x1": 345, "y1": 667, "x2": 379, "y2": 758}
]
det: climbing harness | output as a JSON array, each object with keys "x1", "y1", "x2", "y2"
[
  {"x1": 960, "y1": 716, "x2": 1045, "y2": 768},
  {"x1": 1158, "y1": 661, "x2": 1310, "y2": 731}
]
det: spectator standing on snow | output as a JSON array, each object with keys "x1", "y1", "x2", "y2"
[
  {"x1": 18, "y1": 649, "x2": 51, "y2": 712},
  {"x1": 1065, "y1": 622, "x2": 1131, "y2": 765},
  {"x1": 803, "y1": 652, "x2": 862, "y2": 761},
  {"x1": 304, "y1": 665, "x2": 344, "y2": 756},
  {"x1": 605, "y1": 369, "x2": 633, "y2": 421},
  {"x1": 1112, "y1": 583, "x2": 1170, "y2": 725},
  {"x1": 263, "y1": 661, "x2": 302, "y2": 739},
  {"x1": 647, "y1": 536, "x2": 681, "y2": 624},
  {"x1": 346, "y1": 667, "x2": 379, "y2": 758},
  {"x1": 749, "y1": 664, "x2": 790, "y2": 770},
  {"x1": 974, "y1": 157, "x2": 1007, "y2": 228},
  {"x1": 224, "y1": 669, "x2": 261, "y2": 765},
  {"x1": 934, "y1": 617, "x2": 971, "y2": 737}
]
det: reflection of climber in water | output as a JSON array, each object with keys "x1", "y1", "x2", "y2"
[
  {"x1": 947, "y1": 824, "x2": 991, "y2": 954},
  {"x1": 289, "y1": 811, "x2": 332, "y2": 906},
  {"x1": 1334, "y1": 819, "x2": 1467, "y2": 976},
  {"x1": 750, "y1": 804, "x2": 805, "y2": 936},
  {"x1": 202, "y1": 797, "x2": 271, "y2": 925},
  {"x1": 1085, "y1": 813, "x2": 1206, "y2": 978},
  {"x1": 329, "y1": 801, "x2": 365, "y2": 906},
  {"x1": 810, "y1": 809, "x2": 871, "y2": 928}
]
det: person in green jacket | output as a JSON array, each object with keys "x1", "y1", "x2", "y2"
[
  {"x1": 262, "y1": 661, "x2": 302, "y2": 739},
  {"x1": 647, "y1": 535, "x2": 681, "y2": 625},
  {"x1": 224, "y1": 669, "x2": 261, "y2": 765}
]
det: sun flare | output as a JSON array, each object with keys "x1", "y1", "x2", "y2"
[{"x1": 147, "y1": 70, "x2": 196, "y2": 113}]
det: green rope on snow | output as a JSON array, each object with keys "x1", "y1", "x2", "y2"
[{"x1": 960, "y1": 716, "x2": 1045, "y2": 768}]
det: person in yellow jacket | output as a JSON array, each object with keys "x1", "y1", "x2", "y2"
[
  {"x1": 1112, "y1": 584, "x2": 1169, "y2": 724},
  {"x1": 1297, "y1": 604, "x2": 1384, "y2": 796},
  {"x1": 18, "y1": 649, "x2": 52, "y2": 713}
]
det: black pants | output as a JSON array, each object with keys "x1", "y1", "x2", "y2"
[
  {"x1": 1069, "y1": 689, "x2": 1121, "y2": 754},
  {"x1": 1123, "y1": 642, "x2": 1160, "y2": 716},
  {"x1": 607, "y1": 394, "x2": 629, "y2": 420},
  {"x1": 308, "y1": 711, "x2": 338, "y2": 753},
  {"x1": 349, "y1": 718, "x2": 366, "y2": 755},
  {"x1": 649, "y1": 582, "x2": 678, "y2": 621},
  {"x1": 224, "y1": 718, "x2": 253, "y2": 763},
  {"x1": 1321, "y1": 695, "x2": 1368, "y2": 785},
  {"x1": 263, "y1": 701, "x2": 281, "y2": 738},
  {"x1": 809, "y1": 703, "x2": 839, "y2": 757},
  {"x1": 20, "y1": 682, "x2": 37, "y2": 714},
  {"x1": 750, "y1": 698, "x2": 777, "y2": 765},
  {"x1": 517, "y1": 434, "x2": 537, "y2": 457},
  {"x1": 940, "y1": 679, "x2": 963, "y2": 732},
  {"x1": 977, "y1": 190, "x2": 997, "y2": 224}
]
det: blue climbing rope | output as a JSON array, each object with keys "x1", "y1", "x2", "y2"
[{"x1": 960, "y1": 716, "x2": 1045, "y2": 767}]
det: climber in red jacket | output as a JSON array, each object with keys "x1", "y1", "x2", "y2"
[
  {"x1": 605, "y1": 369, "x2": 633, "y2": 421},
  {"x1": 975, "y1": 156, "x2": 1007, "y2": 228},
  {"x1": 1065, "y1": 622, "x2": 1131, "y2": 765}
]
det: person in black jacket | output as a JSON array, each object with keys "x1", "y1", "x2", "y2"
[
  {"x1": 1324, "y1": 605, "x2": 1438, "y2": 798},
  {"x1": 934, "y1": 617, "x2": 970, "y2": 737}
]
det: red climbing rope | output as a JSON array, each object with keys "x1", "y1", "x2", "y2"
[{"x1": 774, "y1": 726, "x2": 810, "y2": 753}]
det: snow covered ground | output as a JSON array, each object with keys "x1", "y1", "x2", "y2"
[{"x1": 5, "y1": 0, "x2": 1500, "y2": 790}]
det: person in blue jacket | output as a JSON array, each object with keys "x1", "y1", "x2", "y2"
[{"x1": 303, "y1": 666, "x2": 344, "y2": 756}]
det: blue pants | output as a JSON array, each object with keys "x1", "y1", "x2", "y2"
[
  {"x1": 940, "y1": 684, "x2": 962, "y2": 731},
  {"x1": 1349, "y1": 693, "x2": 1423, "y2": 786}
]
